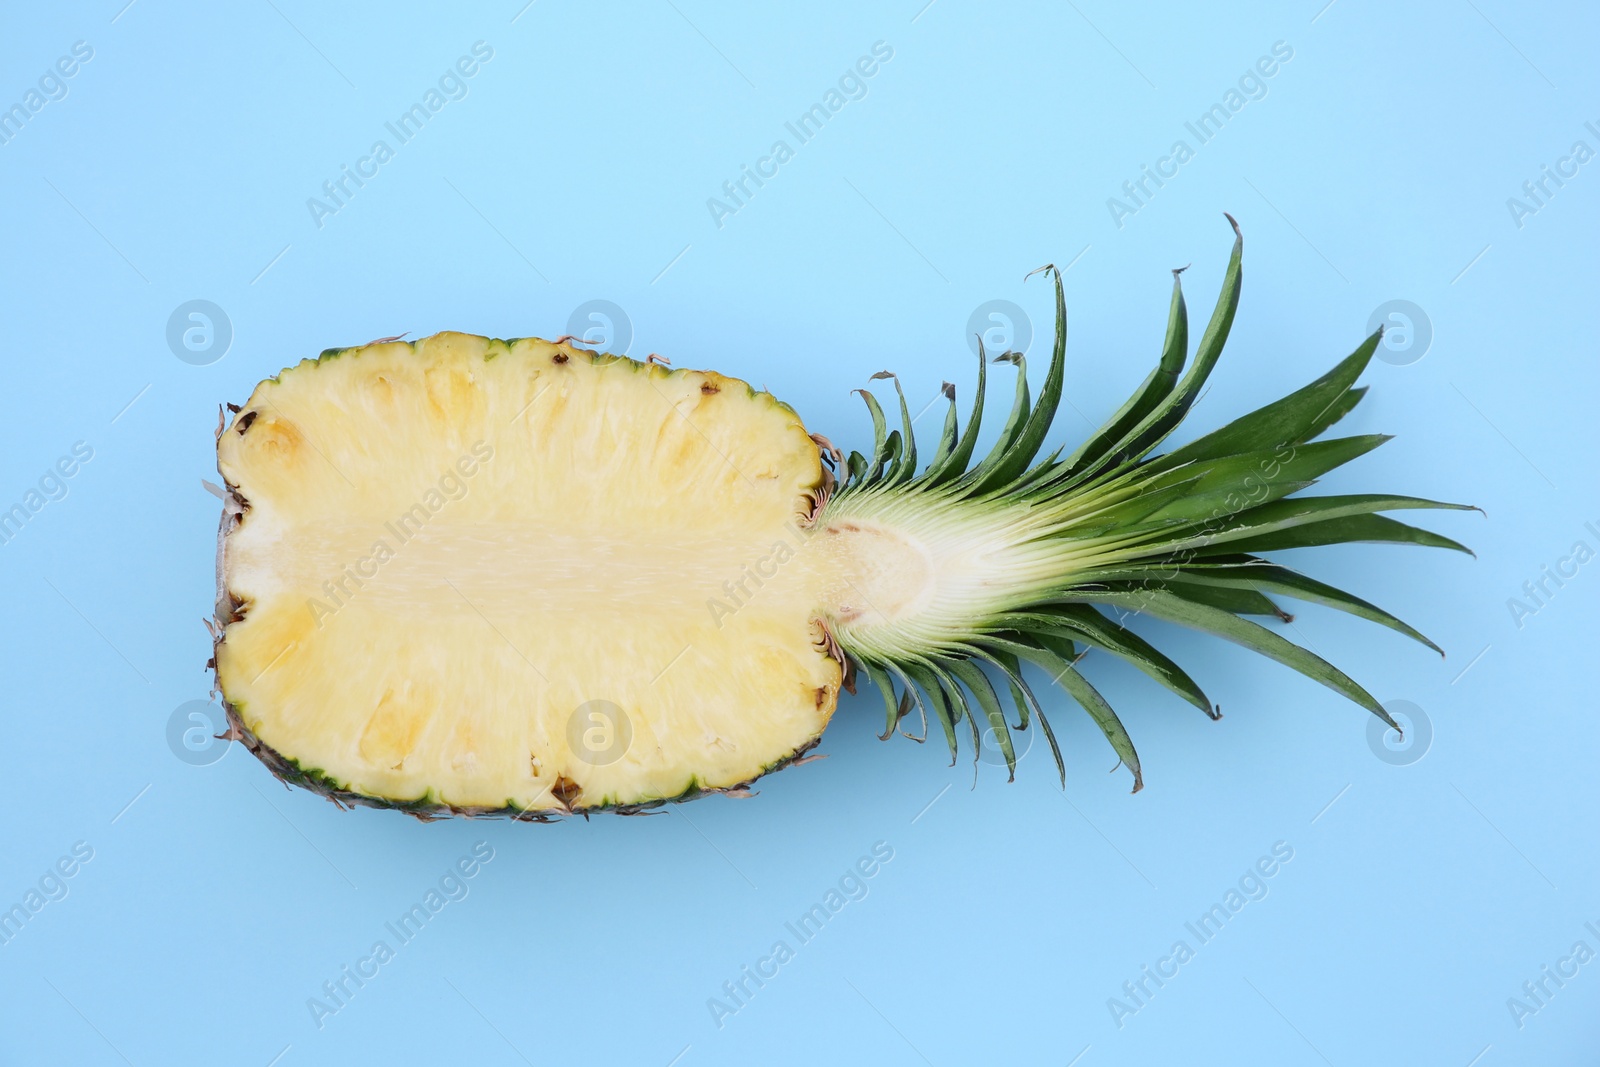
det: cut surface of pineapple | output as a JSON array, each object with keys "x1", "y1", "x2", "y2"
[{"x1": 216, "y1": 335, "x2": 845, "y2": 813}]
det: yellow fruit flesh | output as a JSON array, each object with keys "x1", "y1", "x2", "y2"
[{"x1": 216, "y1": 334, "x2": 842, "y2": 812}]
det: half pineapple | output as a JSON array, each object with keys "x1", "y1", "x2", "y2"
[{"x1": 212, "y1": 223, "x2": 1473, "y2": 817}]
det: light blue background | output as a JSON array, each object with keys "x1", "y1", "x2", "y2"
[{"x1": 1, "y1": 2, "x2": 1595, "y2": 1064}]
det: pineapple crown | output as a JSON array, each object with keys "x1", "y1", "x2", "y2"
[{"x1": 822, "y1": 216, "x2": 1477, "y2": 791}]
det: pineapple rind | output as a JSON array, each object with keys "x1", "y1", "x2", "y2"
[{"x1": 218, "y1": 700, "x2": 821, "y2": 820}]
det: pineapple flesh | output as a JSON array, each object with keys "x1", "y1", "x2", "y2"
[
  {"x1": 213, "y1": 223, "x2": 1473, "y2": 816},
  {"x1": 216, "y1": 337, "x2": 844, "y2": 813}
]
